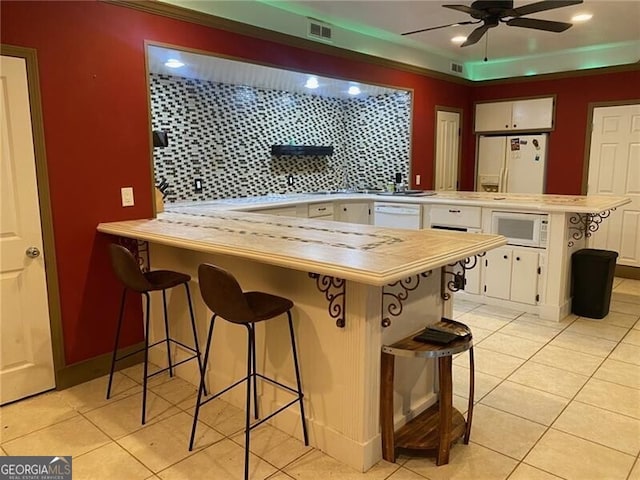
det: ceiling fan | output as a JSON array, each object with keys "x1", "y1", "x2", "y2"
[{"x1": 402, "y1": 0, "x2": 583, "y2": 47}]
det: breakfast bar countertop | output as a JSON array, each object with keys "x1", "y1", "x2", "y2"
[{"x1": 97, "y1": 210, "x2": 506, "y2": 286}]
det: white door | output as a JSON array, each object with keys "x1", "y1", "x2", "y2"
[
  {"x1": 476, "y1": 136, "x2": 506, "y2": 192},
  {"x1": 0, "y1": 55, "x2": 55, "y2": 404},
  {"x1": 510, "y1": 249, "x2": 539, "y2": 304},
  {"x1": 484, "y1": 247, "x2": 512, "y2": 300},
  {"x1": 435, "y1": 110, "x2": 460, "y2": 191},
  {"x1": 506, "y1": 134, "x2": 547, "y2": 194},
  {"x1": 587, "y1": 104, "x2": 640, "y2": 267}
]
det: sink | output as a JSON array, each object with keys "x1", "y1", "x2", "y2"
[{"x1": 376, "y1": 190, "x2": 436, "y2": 197}]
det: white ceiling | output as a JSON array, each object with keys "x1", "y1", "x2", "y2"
[
  {"x1": 161, "y1": 0, "x2": 640, "y2": 80},
  {"x1": 147, "y1": 45, "x2": 406, "y2": 99}
]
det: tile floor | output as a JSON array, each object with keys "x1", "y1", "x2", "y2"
[{"x1": 1, "y1": 278, "x2": 639, "y2": 479}]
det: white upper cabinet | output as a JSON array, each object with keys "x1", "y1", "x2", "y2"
[{"x1": 474, "y1": 97, "x2": 554, "y2": 133}]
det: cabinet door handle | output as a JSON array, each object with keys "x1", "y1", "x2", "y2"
[
  {"x1": 516, "y1": 256, "x2": 521, "y2": 261},
  {"x1": 448, "y1": 209, "x2": 461, "y2": 213},
  {"x1": 503, "y1": 255, "x2": 508, "y2": 259},
  {"x1": 343, "y1": 207, "x2": 347, "y2": 211},
  {"x1": 318, "y1": 207, "x2": 326, "y2": 211},
  {"x1": 505, "y1": 124, "x2": 509, "y2": 128},
  {"x1": 513, "y1": 124, "x2": 517, "y2": 128}
]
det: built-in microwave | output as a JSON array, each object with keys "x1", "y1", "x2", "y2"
[{"x1": 491, "y1": 211, "x2": 548, "y2": 248}]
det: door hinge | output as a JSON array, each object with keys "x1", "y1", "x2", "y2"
[
  {"x1": 483, "y1": 285, "x2": 487, "y2": 293},
  {"x1": 485, "y1": 259, "x2": 488, "y2": 267},
  {"x1": 537, "y1": 267, "x2": 541, "y2": 274},
  {"x1": 535, "y1": 294, "x2": 540, "y2": 302}
]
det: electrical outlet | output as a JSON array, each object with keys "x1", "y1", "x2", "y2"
[
  {"x1": 121, "y1": 187, "x2": 134, "y2": 207},
  {"x1": 416, "y1": 174, "x2": 421, "y2": 186}
]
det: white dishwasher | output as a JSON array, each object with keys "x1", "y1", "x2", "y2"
[{"x1": 373, "y1": 203, "x2": 421, "y2": 229}]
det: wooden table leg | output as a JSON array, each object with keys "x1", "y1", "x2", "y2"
[
  {"x1": 464, "y1": 346, "x2": 475, "y2": 444},
  {"x1": 436, "y1": 355, "x2": 453, "y2": 466},
  {"x1": 380, "y1": 352, "x2": 396, "y2": 462}
]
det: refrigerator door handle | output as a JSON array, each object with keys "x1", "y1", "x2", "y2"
[{"x1": 501, "y1": 167, "x2": 509, "y2": 193}]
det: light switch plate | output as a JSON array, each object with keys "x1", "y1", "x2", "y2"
[
  {"x1": 121, "y1": 187, "x2": 135, "y2": 207},
  {"x1": 416, "y1": 174, "x2": 421, "y2": 185}
]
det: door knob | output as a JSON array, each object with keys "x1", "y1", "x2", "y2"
[{"x1": 26, "y1": 246, "x2": 41, "y2": 258}]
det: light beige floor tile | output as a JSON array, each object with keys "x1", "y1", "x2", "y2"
[
  {"x1": 230, "y1": 424, "x2": 311, "y2": 469},
  {"x1": 452, "y1": 297, "x2": 482, "y2": 316},
  {"x1": 612, "y1": 291, "x2": 640, "y2": 305},
  {"x1": 453, "y1": 395, "x2": 470, "y2": 415},
  {"x1": 480, "y1": 381, "x2": 568, "y2": 426},
  {"x1": 609, "y1": 300, "x2": 640, "y2": 316},
  {"x1": 385, "y1": 467, "x2": 427, "y2": 479},
  {"x1": 2, "y1": 416, "x2": 109, "y2": 457},
  {"x1": 178, "y1": 396, "x2": 246, "y2": 436},
  {"x1": 629, "y1": 459, "x2": 640, "y2": 480},
  {"x1": 622, "y1": 329, "x2": 640, "y2": 346},
  {"x1": 575, "y1": 378, "x2": 640, "y2": 419},
  {"x1": 0, "y1": 447, "x2": 6, "y2": 455},
  {"x1": 84, "y1": 391, "x2": 178, "y2": 439},
  {"x1": 157, "y1": 438, "x2": 277, "y2": 480},
  {"x1": 403, "y1": 441, "x2": 517, "y2": 480},
  {"x1": 73, "y1": 442, "x2": 152, "y2": 480},
  {"x1": 58, "y1": 372, "x2": 141, "y2": 413},
  {"x1": 552, "y1": 401, "x2": 640, "y2": 456},
  {"x1": 453, "y1": 365, "x2": 502, "y2": 401},
  {"x1": 476, "y1": 332, "x2": 544, "y2": 360},
  {"x1": 529, "y1": 344, "x2": 604, "y2": 376},
  {"x1": 508, "y1": 463, "x2": 563, "y2": 480},
  {"x1": 524, "y1": 429, "x2": 635, "y2": 480},
  {"x1": 496, "y1": 320, "x2": 560, "y2": 343},
  {"x1": 593, "y1": 358, "x2": 640, "y2": 389},
  {"x1": 0, "y1": 391, "x2": 78, "y2": 442},
  {"x1": 455, "y1": 311, "x2": 512, "y2": 332},
  {"x1": 119, "y1": 411, "x2": 223, "y2": 473},
  {"x1": 614, "y1": 279, "x2": 640, "y2": 296},
  {"x1": 516, "y1": 313, "x2": 576, "y2": 331},
  {"x1": 610, "y1": 342, "x2": 640, "y2": 366},
  {"x1": 598, "y1": 310, "x2": 640, "y2": 328},
  {"x1": 472, "y1": 304, "x2": 523, "y2": 320},
  {"x1": 548, "y1": 331, "x2": 617, "y2": 357},
  {"x1": 564, "y1": 319, "x2": 629, "y2": 342},
  {"x1": 149, "y1": 376, "x2": 198, "y2": 406},
  {"x1": 507, "y1": 362, "x2": 589, "y2": 399},
  {"x1": 454, "y1": 347, "x2": 524, "y2": 379},
  {"x1": 120, "y1": 363, "x2": 173, "y2": 387},
  {"x1": 284, "y1": 449, "x2": 398, "y2": 479},
  {"x1": 469, "y1": 404, "x2": 546, "y2": 460},
  {"x1": 265, "y1": 473, "x2": 295, "y2": 480}
]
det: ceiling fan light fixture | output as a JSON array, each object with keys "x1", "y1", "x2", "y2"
[
  {"x1": 451, "y1": 35, "x2": 467, "y2": 44},
  {"x1": 571, "y1": 13, "x2": 593, "y2": 22},
  {"x1": 305, "y1": 77, "x2": 319, "y2": 89},
  {"x1": 164, "y1": 59, "x2": 184, "y2": 69}
]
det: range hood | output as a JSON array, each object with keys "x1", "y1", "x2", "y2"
[{"x1": 271, "y1": 145, "x2": 333, "y2": 156}]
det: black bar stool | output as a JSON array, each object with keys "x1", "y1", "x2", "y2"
[
  {"x1": 106, "y1": 243, "x2": 206, "y2": 424},
  {"x1": 190, "y1": 263, "x2": 308, "y2": 480}
]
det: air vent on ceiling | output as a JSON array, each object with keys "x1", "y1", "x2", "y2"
[
  {"x1": 308, "y1": 18, "x2": 333, "y2": 42},
  {"x1": 450, "y1": 62, "x2": 464, "y2": 75}
]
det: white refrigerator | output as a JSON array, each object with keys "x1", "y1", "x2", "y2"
[{"x1": 476, "y1": 134, "x2": 548, "y2": 194}]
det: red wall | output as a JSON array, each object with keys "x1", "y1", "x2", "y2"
[
  {"x1": 469, "y1": 70, "x2": 640, "y2": 194},
  {"x1": 1, "y1": 1, "x2": 471, "y2": 364}
]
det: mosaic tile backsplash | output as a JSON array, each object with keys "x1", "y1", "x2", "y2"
[{"x1": 150, "y1": 73, "x2": 411, "y2": 202}]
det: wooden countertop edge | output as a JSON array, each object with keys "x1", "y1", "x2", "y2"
[{"x1": 96, "y1": 223, "x2": 507, "y2": 286}]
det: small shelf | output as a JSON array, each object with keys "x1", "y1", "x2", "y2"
[
  {"x1": 395, "y1": 403, "x2": 466, "y2": 453},
  {"x1": 270, "y1": 145, "x2": 334, "y2": 157}
]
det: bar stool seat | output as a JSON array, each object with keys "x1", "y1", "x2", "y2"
[
  {"x1": 190, "y1": 263, "x2": 308, "y2": 480},
  {"x1": 106, "y1": 244, "x2": 206, "y2": 424}
]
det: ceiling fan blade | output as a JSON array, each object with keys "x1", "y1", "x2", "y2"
[
  {"x1": 461, "y1": 24, "x2": 491, "y2": 47},
  {"x1": 509, "y1": 0, "x2": 583, "y2": 17},
  {"x1": 443, "y1": 4, "x2": 486, "y2": 17},
  {"x1": 506, "y1": 17, "x2": 573, "y2": 32},
  {"x1": 401, "y1": 20, "x2": 479, "y2": 36}
]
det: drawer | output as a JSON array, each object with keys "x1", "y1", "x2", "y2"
[
  {"x1": 308, "y1": 202, "x2": 334, "y2": 218},
  {"x1": 430, "y1": 205, "x2": 482, "y2": 229}
]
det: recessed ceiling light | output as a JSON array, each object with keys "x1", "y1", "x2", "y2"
[
  {"x1": 305, "y1": 77, "x2": 319, "y2": 89},
  {"x1": 451, "y1": 36, "x2": 467, "y2": 44},
  {"x1": 348, "y1": 86, "x2": 361, "y2": 95},
  {"x1": 571, "y1": 13, "x2": 593, "y2": 22},
  {"x1": 164, "y1": 59, "x2": 184, "y2": 68}
]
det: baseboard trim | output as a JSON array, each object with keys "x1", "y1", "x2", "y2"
[
  {"x1": 55, "y1": 342, "x2": 145, "y2": 390},
  {"x1": 616, "y1": 265, "x2": 640, "y2": 280}
]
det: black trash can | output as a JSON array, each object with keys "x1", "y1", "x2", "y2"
[{"x1": 571, "y1": 249, "x2": 618, "y2": 319}]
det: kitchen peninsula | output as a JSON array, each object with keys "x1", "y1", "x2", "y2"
[{"x1": 98, "y1": 209, "x2": 505, "y2": 471}]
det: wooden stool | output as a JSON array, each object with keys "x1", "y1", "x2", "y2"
[
  {"x1": 380, "y1": 319, "x2": 474, "y2": 465},
  {"x1": 190, "y1": 263, "x2": 308, "y2": 480}
]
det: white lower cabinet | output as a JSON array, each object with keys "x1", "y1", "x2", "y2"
[
  {"x1": 336, "y1": 202, "x2": 371, "y2": 224},
  {"x1": 483, "y1": 246, "x2": 542, "y2": 305}
]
